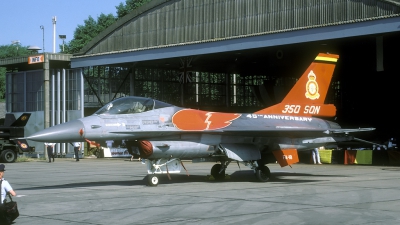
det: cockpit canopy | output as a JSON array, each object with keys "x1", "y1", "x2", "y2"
[{"x1": 94, "y1": 96, "x2": 173, "y2": 115}]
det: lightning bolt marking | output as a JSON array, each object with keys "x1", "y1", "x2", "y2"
[{"x1": 204, "y1": 112, "x2": 213, "y2": 130}]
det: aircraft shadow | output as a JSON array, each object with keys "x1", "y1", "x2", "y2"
[
  {"x1": 18, "y1": 180, "x2": 144, "y2": 191},
  {"x1": 381, "y1": 167, "x2": 400, "y2": 171},
  {"x1": 153, "y1": 170, "x2": 349, "y2": 185},
  {"x1": 19, "y1": 170, "x2": 349, "y2": 191}
]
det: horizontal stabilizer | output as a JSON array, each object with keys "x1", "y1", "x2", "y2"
[
  {"x1": 353, "y1": 137, "x2": 383, "y2": 147},
  {"x1": 15, "y1": 139, "x2": 32, "y2": 152},
  {"x1": 327, "y1": 128, "x2": 375, "y2": 134}
]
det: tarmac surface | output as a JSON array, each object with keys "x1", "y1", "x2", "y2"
[{"x1": 3, "y1": 158, "x2": 400, "y2": 225}]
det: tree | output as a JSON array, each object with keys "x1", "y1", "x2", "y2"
[
  {"x1": 0, "y1": 44, "x2": 31, "y2": 100},
  {"x1": 0, "y1": 67, "x2": 5, "y2": 100},
  {"x1": 0, "y1": 44, "x2": 31, "y2": 59},
  {"x1": 116, "y1": 0, "x2": 153, "y2": 18},
  {"x1": 63, "y1": 0, "x2": 153, "y2": 54},
  {"x1": 62, "y1": 14, "x2": 116, "y2": 54}
]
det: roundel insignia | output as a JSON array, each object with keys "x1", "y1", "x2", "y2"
[
  {"x1": 305, "y1": 70, "x2": 320, "y2": 100},
  {"x1": 21, "y1": 115, "x2": 27, "y2": 121},
  {"x1": 21, "y1": 143, "x2": 28, "y2": 149}
]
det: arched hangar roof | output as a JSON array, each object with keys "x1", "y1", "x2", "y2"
[{"x1": 71, "y1": 0, "x2": 400, "y2": 68}]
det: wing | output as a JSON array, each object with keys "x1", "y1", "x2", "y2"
[
  {"x1": 110, "y1": 128, "x2": 327, "y2": 139},
  {"x1": 110, "y1": 126, "x2": 375, "y2": 141},
  {"x1": 326, "y1": 128, "x2": 375, "y2": 134}
]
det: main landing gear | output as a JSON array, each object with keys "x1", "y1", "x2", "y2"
[
  {"x1": 210, "y1": 163, "x2": 226, "y2": 180},
  {"x1": 210, "y1": 161, "x2": 270, "y2": 182},
  {"x1": 255, "y1": 165, "x2": 270, "y2": 182},
  {"x1": 145, "y1": 159, "x2": 271, "y2": 186}
]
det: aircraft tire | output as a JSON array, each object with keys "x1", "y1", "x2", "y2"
[
  {"x1": 93, "y1": 149, "x2": 99, "y2": 158},
  {"x1": 147, "y1": 175, "x2": 159, "y2": 187},
  {"x1": 0, "y1": 149, "x2": 17, "y2": 163},
  {"x1": 256, "y1": 165, "x2": 270, "y2": 182},
  {"x1": 211, "y1": 164, "x2": 225, "y2": 180}
]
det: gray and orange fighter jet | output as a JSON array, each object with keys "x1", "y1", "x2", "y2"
[{"x1": 26, "y1": 53, "x2": 374, "y2": 186}]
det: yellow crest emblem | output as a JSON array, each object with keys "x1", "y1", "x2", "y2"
[{"x1": 305, "y1": 70, "x2": 319, "y2": 100}]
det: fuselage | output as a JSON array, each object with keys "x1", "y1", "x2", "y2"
[{"x1": 27, "y1": 96, "x2": 344, "y2": 153}]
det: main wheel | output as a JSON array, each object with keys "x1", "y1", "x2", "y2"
[
  {"x1": 255, "y1": 165, "x2": 270, "y2": 182},
  {"x1": 147, "y1": 175, "x2": 159, "y2": 187},
  {"x1": 0, "y1": 150, "x2": 17, "y2": 163},
  {"x1": 94, "y1": 149, "x2": 100, "y2": 158},
  {"x1": 211, "y1": 164, "x2": 225, "y2": 180}
]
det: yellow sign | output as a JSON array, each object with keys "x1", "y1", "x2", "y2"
[{"x1": 28, "y1": 55, "x2": 44, "y2": 64}]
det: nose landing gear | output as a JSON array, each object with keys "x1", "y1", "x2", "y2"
[{"x1": 147, "y1": 175, "x2": 159, "y2": 186}]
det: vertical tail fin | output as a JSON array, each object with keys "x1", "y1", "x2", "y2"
[
  {"x1": 255, "y1": 53, "x2": 339, "y2": 117},
  {"x1": 1, "y1": 113, "x2": 31, "y2": 140},
  {"x1": 10, "y1": 113, "x2": 31, "y2": 127}
]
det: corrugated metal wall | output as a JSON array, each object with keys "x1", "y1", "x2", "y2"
[{"x1": 84, "y1": 0, "x2": 400, "y2": 55}]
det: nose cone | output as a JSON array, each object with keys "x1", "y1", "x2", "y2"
[{"x1": 27, "y1": 120, "x2": 85, "y2": 143}]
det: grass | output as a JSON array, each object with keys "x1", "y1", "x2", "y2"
[
  {"x1": 16, "y1": 156, "x2": 35, "y2": 162},
  {"x1": 16, "y1": 156, "x2": 46, "y2": 162}
]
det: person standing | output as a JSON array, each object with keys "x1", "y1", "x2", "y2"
[
  {"x1": 312, "y1": 147, "x2": 322, "y2": 164},
  {"x1": 72, "y1": 142, "x2": 81, "y2": 162},
  {"x1": 44, "y1": 142, "x2": 56, "y2": 163},
  {"x1": 105, "y1": 140, "x2": 114, "y2": 148},
  {"x1": 0, "y1": 164, "x2": 16, "y2": 203},
  {"x1": 0, "y1": 164, "x2": 16, "y2": 222}
]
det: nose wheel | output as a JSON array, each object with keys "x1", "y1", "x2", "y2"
[{"x1": 147, "y1": 175, "x2": 159, "y2": 186}]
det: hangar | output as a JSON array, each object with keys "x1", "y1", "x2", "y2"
[
  {"x1": 72, "y1": 0, "x2": 400, "y2": 140},
  {"x1": 1, "y1": 0, "x2": 399, "y2": 155}
]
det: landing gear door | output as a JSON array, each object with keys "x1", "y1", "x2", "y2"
[{"x1": 219, "y1": 144, "x2": 261, "y2": 162}]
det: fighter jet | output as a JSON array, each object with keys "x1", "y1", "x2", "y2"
[{"x1": 26, "y1": 53, "x2": 374, "y2": 186}]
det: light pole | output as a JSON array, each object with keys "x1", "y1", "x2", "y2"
[
  {"x1": 52, "y1": 16, "x2": 56, "y2": 53},
  {"x1": 41, "y1": 24, "x2": 49, "y2": 160},
  {"x1": 11, "y1": 40, "x2": 20, "y2": 56},
  {"x1": 40, "y1": 25, "x2": 45, "y2": 53},
  {"x1": 59, "y1": 35, "x2": 66, "y2": 52}
]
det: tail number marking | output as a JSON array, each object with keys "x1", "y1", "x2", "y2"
[
  {"x1": 282, "y1": 105, "x2": 320, "y2": 115},
  {"x1": 282, "y1": 105, "x2": 301, "y2": 114}
]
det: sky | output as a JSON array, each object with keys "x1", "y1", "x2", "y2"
[{"x1": 0, "y1": 0, "x2": 124, "y2": 53}]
